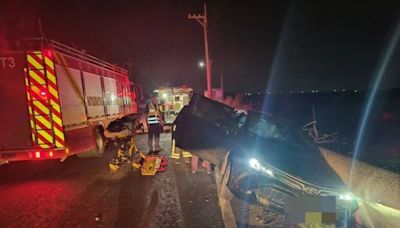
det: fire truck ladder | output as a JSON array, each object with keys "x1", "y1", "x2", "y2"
[{"x1": 25, "y1": 51, "x2": 56, "y2": 149}]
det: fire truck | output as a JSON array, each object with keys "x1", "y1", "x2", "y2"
[
  {"x1": 0, "y1": 38, "x2": 141, "y2": 163},
  {"x1": 154, "y1": 86, "x2": 193, "y2": 124}
]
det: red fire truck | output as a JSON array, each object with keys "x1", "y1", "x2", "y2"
[{"x1": 0, "y1": 38, "x2": 141, "y2": 163}]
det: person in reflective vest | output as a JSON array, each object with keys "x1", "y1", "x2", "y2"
[{"x1": 145, "y1": 95, "x2": 163, "y2": 153}]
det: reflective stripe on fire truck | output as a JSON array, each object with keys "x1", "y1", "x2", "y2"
[{"x1": 25, "y1": 51, "x2": 65, "y2": 149}]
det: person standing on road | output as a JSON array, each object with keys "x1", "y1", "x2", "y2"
[
  {"x1": 145, "y1": 95, "x2": 163, "y2": 153},
  {"x1": 191, "y1": 156, "x2": 212, "y2": 174}
]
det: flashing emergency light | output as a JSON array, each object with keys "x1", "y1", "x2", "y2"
[{"x1": 43, "y1": 49, "x2": 53, "y2": 58}]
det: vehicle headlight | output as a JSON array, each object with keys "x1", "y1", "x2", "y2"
[
  {"x1": 338, "y1": 192, "x2": 354, "y2": 201},
  {"x1": 249, "y1": 158, "x2": 260, "y2": 170},
  {"x1": 249, "y1": 158, "x2": 274, "y2": 177},
  {"x1": 265, "y1": 169, "x2": 274, "y2": 177}
]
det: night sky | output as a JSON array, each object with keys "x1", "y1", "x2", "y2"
[{"x1": 1, "y1": 0, "x2": 400, "y2": 93}]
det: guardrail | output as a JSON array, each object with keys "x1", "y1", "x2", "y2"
[{"x1": 319, "y1": 147, "x2": 400, "y2": 210}]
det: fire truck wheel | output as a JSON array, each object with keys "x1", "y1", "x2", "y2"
[{"x1": 77, "y1": 128, "x2": 105, "y2": 158}]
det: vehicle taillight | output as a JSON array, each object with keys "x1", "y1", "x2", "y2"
[
  {"x1": 35, "y1": 151, "x2": 41, "y2": 159},
  {"x1": 39, "y1": 89, "x2": 48, "y2": 99}
]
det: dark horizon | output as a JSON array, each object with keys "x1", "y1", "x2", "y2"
[{"x1": 1, "y1": 0, "x2": 400, "y2": 94}]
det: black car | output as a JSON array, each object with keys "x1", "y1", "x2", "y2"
[{"x1": 173, "y1": 94, "x2": 359, "y2": 226}]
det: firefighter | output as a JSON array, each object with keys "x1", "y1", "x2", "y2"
[
  {"x1": 145, "y1": 95, "x2": 163, "y2": 153},
  {"x1": 171, "y1": 124, "x2": 192, "y2": 162},
  {"x1": 170, "y1": 106, "x2": 192, "y2": 161},
  {"x1": 191, "y1": 156, "x2": 212, "y2": 174}
]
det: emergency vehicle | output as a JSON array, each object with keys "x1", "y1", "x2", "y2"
[
  {"x1": 153, "y1": 86, "x2": 193, "y2": 124},
  {"x1": 0, "y1": 38, "x2": 141, "y2": 163}
]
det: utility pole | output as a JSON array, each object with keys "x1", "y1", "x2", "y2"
[{"x1": 188, "y1": 4, "x2": 212, "y2": 98}]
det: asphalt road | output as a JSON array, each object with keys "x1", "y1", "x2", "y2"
[
  {"x1": 4, "y1": 132, "x2": 391, "y2": 227},
  {"x1": 0, "y1": 133, "x2": 223, "y2": 228}
]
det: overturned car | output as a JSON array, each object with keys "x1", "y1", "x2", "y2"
[{"x1": 173, "y1": 94, "x2": 358, "y2": 226}]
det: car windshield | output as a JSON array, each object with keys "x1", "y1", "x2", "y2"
[{"x1": 246, "y1": 111, "x2": 316, "y2": 152}]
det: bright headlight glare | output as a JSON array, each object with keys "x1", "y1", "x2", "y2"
[
  {"x1": 338, "y1": 193, "x2": 354, "y2": 201},
  {"x1": 249, "y1": 158, "x2": 260, "y2": 170},
  {"x1": 266, "y1": 169, "x2": 274, "y2": 177}
]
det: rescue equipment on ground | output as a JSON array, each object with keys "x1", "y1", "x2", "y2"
[
  {"x1": 108, "y1": 136, "x2": 167, "y2": 175},
  {"x1": 140, "y1": 155, "x2": 168, "y2": 175}
]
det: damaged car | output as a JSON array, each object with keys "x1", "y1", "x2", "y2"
[{"x1": 173, "y1": 94, "x2": 359, "y2": 226}]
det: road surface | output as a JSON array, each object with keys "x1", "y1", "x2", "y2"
[
  {"x1": 3, "y1": 132, "x2": 396, "y2": 227},
  {"x1": 0, "y1": 133, "x2": 223, "y2": 228}
]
